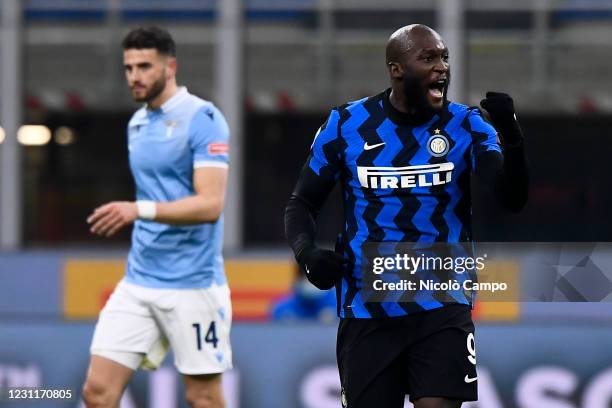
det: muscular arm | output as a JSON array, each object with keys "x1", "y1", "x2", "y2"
[
  {"x1": 88, "y1": 166, "x2": 227, "y2": 237},
  {"x1": 284, "y1": 160, "x2": 337, "y2": 260},
  {"x1": 284, "y1": 107, "x2": 347, "y2": 290},
  {"x1": 89, "y1": 104, "x2": 230, "y2": 237},
  {"x1": 476, "y1": 141, "x2": 528, "y2": 212},
  {"x1": 284, "y1": 163, "x2": 346, "y2": 290},
  {"x1": 476, "y1": 92, "x2": 529, "y2": 212},
  {"x1": 155, "y1": 166, "x2": 228, "y2": 224}
]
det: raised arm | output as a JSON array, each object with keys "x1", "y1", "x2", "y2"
[{"x1": 472, "y1": 92, "x2": 529, "y2": 212}]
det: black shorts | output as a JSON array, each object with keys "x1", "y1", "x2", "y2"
[{"x1": 337, "y1": 304, "x2": 477, "y2": 407}]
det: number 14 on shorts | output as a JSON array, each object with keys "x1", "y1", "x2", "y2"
[{"x1": 192, "y1": 321, "x2": 219, "y2": 350}]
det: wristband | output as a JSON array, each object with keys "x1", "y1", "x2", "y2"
[{"x1": 136, "y1": 200, "x2": 157, "y2": 220}]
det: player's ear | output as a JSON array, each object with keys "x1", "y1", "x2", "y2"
[
  {"x1": 387, "y1": 61, "x2": 403, "y2": 80},
  {"x1": 166, "y1": 57, "x2": 177, "y2": 78}
]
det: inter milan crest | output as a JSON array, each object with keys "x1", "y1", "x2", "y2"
[{"x1": 427, "y1": 128, "x2": 449, "y2": 157}]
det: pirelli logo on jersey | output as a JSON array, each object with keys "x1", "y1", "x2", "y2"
[{"x1": 357, "y1": 162, "x2": 454, "y2": 189}]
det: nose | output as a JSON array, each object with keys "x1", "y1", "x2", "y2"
[
  {"x1": 130, "y1": 71, "x2": 140, "y2": 83},
  {"x1": 434, "y1": 58, "x2": 448, "y2": 73},
  {"x1": 126, "y1": 69, "x2": 140, "y2": 84}
]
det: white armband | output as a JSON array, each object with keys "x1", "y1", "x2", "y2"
[{"x1": 136, "y1": 200, "x2": 157, "y2": 220}]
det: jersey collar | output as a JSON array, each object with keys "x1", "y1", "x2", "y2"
[
  {"x1": 159, "y1": 86, "x2": 189, "y2": 113},
  {"x1": 382, "y1": 88, "x2": 448, "y2": 126}
]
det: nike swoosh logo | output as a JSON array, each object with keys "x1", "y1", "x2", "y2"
[
  {"x1": 364, "y1": 142, "x2": 385, "y2": 151},
  {"x1": 305, "y1": 265, "x2": 310, "y2": 275},
  {"x1": 464, "y1": 375, "x2": 478, "y2": 383}
]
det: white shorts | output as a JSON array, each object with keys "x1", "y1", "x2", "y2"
[{"x1": 91, "y1": 279, "x2": 233, "y2": 375}]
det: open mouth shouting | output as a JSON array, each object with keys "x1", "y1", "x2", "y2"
[{"x1": 427, "y1": 77, "x2": 447, "y2": 105}]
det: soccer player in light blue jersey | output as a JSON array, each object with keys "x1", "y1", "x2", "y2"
[{"x1": 83, "y1": 27, "x2": 231, "y2": 408}]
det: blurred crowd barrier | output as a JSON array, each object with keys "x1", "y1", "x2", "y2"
[
  {"x1": 3, "y1": 248, "x2": 612, "y2": 323},
  {"x1": 1, "y1": 249, "x2": 612, "y2": 407},
  {"x1": 1, "y1": 320, "x2": 612, "y2": 407},
  {"x1": 0, "y1": 251, "x2": 295, "y2": 321}
]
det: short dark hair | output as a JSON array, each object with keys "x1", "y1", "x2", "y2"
[{"x1": 122, "y1": 27, "x2": 176, "y2": 57}]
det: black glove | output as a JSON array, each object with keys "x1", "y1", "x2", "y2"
[
  {"x1": 480, "y1": 91, "x2": 523, "y2": 147},
  {"x1": 296, "y1": 245, "x2": 346, "y2": 290}
]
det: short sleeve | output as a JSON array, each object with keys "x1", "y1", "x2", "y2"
[
  {"x1": 308, "y1": 108, "x2": 343, "y2": 179},
  {"x1": 467, "y1": 108, "x2": 502, "y2": 172},
  {"x1": 189, "y1": 105, "x2": 230, "y2": 169}
]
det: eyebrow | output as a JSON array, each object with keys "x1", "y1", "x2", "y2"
[
  {"x1": 418, "y1": 47, "x2": 448, "y2": 55},
  {"x1": 124, "y1": 62, "x2": 152, "y2": 67}
]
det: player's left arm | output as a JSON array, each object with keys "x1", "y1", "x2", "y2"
[
  {"x1": 153, "y1": 166, "x2": 228, "y2": 224},
  {"x1": 88, "y1": 106, "x2": 229, "y2": 236},
  {"x1": 87, "y1": 167, "x2": 227, "y2": 236},
  {"x1": 152, "y1": 105, "x2": 230, "y2": 225},
  {"x1": 472, "y1": 92, "x2": 529, "y2": 212}
]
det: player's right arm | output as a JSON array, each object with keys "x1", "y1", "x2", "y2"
[{"x1": 284, "y1": 109, "x2": 347, "y2": 290}]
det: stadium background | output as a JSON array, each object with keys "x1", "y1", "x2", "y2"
[{"x1": 1, "y1": 0, "x2": 612, "y2": 407}]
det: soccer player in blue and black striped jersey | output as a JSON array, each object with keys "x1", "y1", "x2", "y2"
[{"x1": 285, "y1": 25, "x2": 528, "y2": 407}]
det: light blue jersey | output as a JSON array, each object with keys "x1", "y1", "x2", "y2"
[{"x1": 125, "y1": 87, "x2": 229, "y2": 289}]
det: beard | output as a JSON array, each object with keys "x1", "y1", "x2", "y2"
[
  {"x1": 402, "y1": 71, "x2": 430, "y2": 115},
  {"x1": 131, "y1": 74, "x2": 166, "y2": 104},
  {"x1": 401, "y1": 69, "x2": 451, "y2": 115},
  {"x1": 442, "y1": 73, "x2": 451, "y2": 104}
]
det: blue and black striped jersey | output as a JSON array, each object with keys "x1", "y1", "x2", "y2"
[{"x1": 307, "y1": 89, "x2": 501, "y2": 318}]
